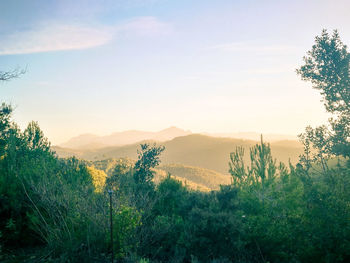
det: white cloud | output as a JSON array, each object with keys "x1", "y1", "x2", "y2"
[
  {"x1": 0, "y1": 16, "x2": 170, "y2": 55},
  {"x1": 0, "y1": 24, "x2": 113, "y2": 55}
]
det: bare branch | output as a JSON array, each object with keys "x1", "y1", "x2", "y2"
[{"x1": 0, "y1": 67, "x2": 26, "y2": 81}]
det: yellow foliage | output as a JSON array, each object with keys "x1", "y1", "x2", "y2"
[{"x1": 87, "y1": 166, "x2": 107, "y2": 192}]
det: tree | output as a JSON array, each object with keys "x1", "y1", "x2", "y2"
[
  {"x1": 23, "y1": 121, "x2": 51, "y2": 152},
  {"x1": 297, "y1": 29, "x2": 350, "y2": 157},
  {"x1": 0, "y1": 67, "x2": 25, "y2": 168},
  {"x1": 295, "y1": 31, "x2": 350, "y2": 262},
  {"x1": 0, "y1": 66, "x2": 24, "y2": 157},
  {"x1": 0, "y1": 104, "x2": 12, "y2": 157},
  {"x1": 134, "y1": 143, "x2": 165, "y2": 185},
  {"x1": 297, "y1": 29, "x2": 349, "y2": 114},
  {"x1": 229, "y1": 136, "x2": 278, "y2": 186},
  {"x1": 105, "y1": 158, "x2": 134, "y2": 193}
]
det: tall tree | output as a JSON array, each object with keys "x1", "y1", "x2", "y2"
[
  {"x1": 297, "y1": 29, "x2": 349, "y2": 114},
  {"x1": 297, "y1": 29, "x2": 350, "y2": 158}
]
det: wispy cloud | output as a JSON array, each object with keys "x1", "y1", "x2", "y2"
[
  {"x1": 117, "y1": 16, "x2": 171, "y2": 36},
  {"x1": 0, "y1": 24, "x2": 113, "y2": 55},
  {"x1": 206, "y1": 42, "x2": 298, "y2": 53},
  {"x1": 0, "y1": 16, "x2": 170, "y2": 55}
]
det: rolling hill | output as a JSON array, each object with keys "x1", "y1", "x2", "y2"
[
  {"x1": 157, "y1": 163, "x2": 231, "y2": 190},
  {"x1": 87, "y1": 158, "x2": 230, "y2": 191},
  {"x1": 53, "y1": 134, "x2": 303, "y2": 174},
  {"x1": 60, "y1": 127, "x2": 298, "y2": 150}
]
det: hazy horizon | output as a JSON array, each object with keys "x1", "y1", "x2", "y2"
[
  {"x1": 1, "y1": 0, "x2": 349, "y2": 144},
  {"x1": 58, "y1": 125, "x2": 298, "y2": 149}
]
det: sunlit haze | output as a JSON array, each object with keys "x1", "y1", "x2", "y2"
[{"x1": 1, "y1": 0, "x2": 349, "y2": 144}]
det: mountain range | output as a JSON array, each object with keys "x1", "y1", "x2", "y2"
[
  {"x1": 60, "y1": 127, "x2": 192, "y2": 149},
  {"x1": 54, "y1": 133, "x2": 303, "y2": 174},
  {"x1": 60, "y1": 126, "x2": 297, "y2": 149}
]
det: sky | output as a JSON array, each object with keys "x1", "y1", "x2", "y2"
[{"x1": 0, "y1": 0, "x2": 350, "y2": 145}]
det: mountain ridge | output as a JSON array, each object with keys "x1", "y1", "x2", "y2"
[
  {"x1": 60, "y1": 126, "x2": 298, "y2": 149},
  {"x1": 54, "y1": 134, "x2": 303, "y2": 174},
  {"x1": 60, "y1": 126, "x2": 192, "y2": 149}
]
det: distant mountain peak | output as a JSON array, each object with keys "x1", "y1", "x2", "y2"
[
  {"x1": 59, "y1": 126, "x2": 192, "y2": 149},
  {"x1": 164, "y1": 126, "x2": 185, "y2": 130}
]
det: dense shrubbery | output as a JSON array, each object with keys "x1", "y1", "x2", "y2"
[
  {"x1": 1, "y1": 118, "x2": 349, "y2": 262},
  {"x1": 0, "y1": 112, "x2": 109, "y2": 260},
  {"x1": 0, "y1": 30, "x2": 349, "y2": 262}
]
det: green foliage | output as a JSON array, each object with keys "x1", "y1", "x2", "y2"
[
  {"x1": 297, "y1": 29, "x2": 350, "y2": 158},
  {"x1": 297, "y1": 164, "x2": 350, "y2": 262},
  {"x1": 105, "y1": 158, "x2": 134, "y2": 193},
  {"x1": 229, "y1": 136, "x2": 280, "y2": 186},
  {"x1": 1, "y1": 111, "x2": 349, "y2": 262},
  {"x1": 0, "y1": 103, "x2": 12, "y2": 157},
  {"x1": 0, "y1": 117, "x2": 56, "y2": 247},
  {"x1": 132, "y1": 143, "x2": 165, "y2": 209},
  {"x1": 296, "y1": 29, "x2": 349, "y2": 114},
  {"x1": 134, "y1": 143, "x2": 165, "y2": 185},
  {"x1": 229, "y1": 136, "x2": 350, "y2": 262},
  {"x1": 93, "y1": 157, "x2": 134, "y2": 176},
  {"x1": 154, "y1": 174, "x2": 187, "y2": 216},
  {"x1": 113, "y1": 205, "x2": 141, "y2": 259},
  {"x1": 0, "y1": 108, "x2": 109, "y2": 261},
  {"x1": 184, "y1": 189, "x2": 244, "y2": 262},
  {"x1": 23, "y1": 121, "x2": 51, "y2": 152}
]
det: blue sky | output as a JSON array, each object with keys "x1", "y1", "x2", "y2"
[{"x1": 0, "y1": 0, "x2": 349, "y2": 144}]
